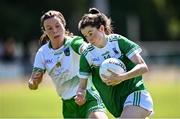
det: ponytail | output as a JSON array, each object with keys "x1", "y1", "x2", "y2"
[
  {"x1": 79, "y1": 7, "x2": 113, "y2": 35},
  {"x1": 88, "y1": 8, "x2": 100, "y2": 14}
]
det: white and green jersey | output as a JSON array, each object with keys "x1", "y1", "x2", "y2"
[
  {"x1": 33, "y1": 36, "x2": 87, "y2": 100},
  {"x1": 78, "y1": 34, "x2": 145, "y2": 117},
  {"x1": 79, "y1": 34, "x2": 142, "y2": 79}
]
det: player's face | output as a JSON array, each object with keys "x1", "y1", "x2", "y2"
[
  {"x1": 43, "y1": 16, "x2": 65, "y2": 42},
  {"x1": 81, "y1": 26, "x2": 104, "y2": 47}
]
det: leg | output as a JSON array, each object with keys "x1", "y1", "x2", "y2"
[
  {"x1": 85, "y1": 87, "x2": 108, "y2": 119},
  {"x1": 120, "y1": 105, "x2": 151, "y2": 119},
  {"x1": 121, "y1": 90, "x2": 154, "y2": 119},
  {"x1": 62, "y1": 99, "x2": 78, "y2": 118}
]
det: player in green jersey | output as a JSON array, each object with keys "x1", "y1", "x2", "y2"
[
  {"x1": 28, "y1": 10, "x2": 108, "y2": 119},
  {"x1": 75, "y1": 8, "x2": 154, "y2": 118}
]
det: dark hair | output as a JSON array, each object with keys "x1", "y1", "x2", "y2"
[
  {"x1": 40, "y1": 10, "x2": 72, "y2": 46},
  {"x1": 78, "y1": 8, "x2": 113, "y2": 35},
  {"x1": 88, "y1": 8, "x2": 100, "y2": 14}
]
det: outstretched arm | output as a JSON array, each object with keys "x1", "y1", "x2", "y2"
[
  {"x1": 75, "y1": 78, "x2": 88, "y2": 106},
  {"x1": 28, "y1": 71, "x2": 44, "y2": 90}
]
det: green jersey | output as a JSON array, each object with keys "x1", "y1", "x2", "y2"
[{"x1": 78, "y1": 34, "x2": 145, "y2": 117}]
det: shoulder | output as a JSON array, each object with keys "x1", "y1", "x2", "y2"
[
  {"x1": 66, "y1": 35, "x2": 84, "y2": 44},
  {"x1": 107, "y1": 34, "x2": 121, "y2": 42},
  {"x1": 65, "y1": 35, "x2": 85, "y2": 47},
  {"x1": 107, "y1": 34, "x2": 131, "y2": 43},
  {"x1": 72, "y1": 35, "x2": 83, "y2": 40},
  {"x1": 71, "y1": 36, "x2": 84, "y2": 46},
  {"x1": 65, "y1": 35, "x2": 86, "y2": 54},
  {"x1": 37, "y1": 42, "x2": 49, "y2": 54},
  {"x1": 82, "y1": 44, "x2": 94, "y2": 56}
]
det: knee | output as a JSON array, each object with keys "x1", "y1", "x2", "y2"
[{"x1": 89, "y1": 111, "x2": 108, "y2": 119}]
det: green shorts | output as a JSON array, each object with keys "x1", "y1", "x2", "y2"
[{"x1": 62, "y1": 87, "x2": 106, "y2": 118}]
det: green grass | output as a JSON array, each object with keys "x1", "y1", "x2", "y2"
[
  {"x1": 146, "y1": 81, "x2": 180, "y2": 118},
  {"x1": 0, "y1": 80, "x2": 180, "y2": 118},
  {"x1": 0, "y1": 82, "x2": 61, "y2": 118}
]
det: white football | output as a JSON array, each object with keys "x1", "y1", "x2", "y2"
[{"x1": 99, "y1": 58, "x2": 126, "y2": 82}]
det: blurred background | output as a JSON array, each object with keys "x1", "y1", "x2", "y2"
[{"x1": 0, "y1": 0, "x2": 180, "y2": 118}]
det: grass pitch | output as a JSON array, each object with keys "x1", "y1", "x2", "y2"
[{"x1": 0, "y1": 75, "x2": 180, "y2": 118}]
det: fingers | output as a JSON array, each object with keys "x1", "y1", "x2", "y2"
[
  {"x1": 105, "y1": 80, "x2": 114, "y2": 86},
  {"x1": 101, "y1": 69, "x2": 116, "y2": 80},
  {"x1": 74, "y1": 91, "x2": 86, "y2": 106},
  {"x1": 28, "y1": 80, "x2": 38, "y2": 90},
  {"x1": 101, "y1": 74, "x2": 109, "y2": 80},
  {"x1": 107, "y1": 69, "x2": 116, "y2": 74},
  {"x1": 102, "y1": 77, "x2": 121, "y2": 86},
  {"x1": 74, "y1": 96, "x2": 86, "y2": 106},
  {"x1": 101, "y1": 74, "x2": 112, "y2": 84},
  {"x1": 105, "y1": 82, "x2": 111, "y2": 86},
  {"x1": 101, "y1": 69, "x2": 122, "y2": 86}
]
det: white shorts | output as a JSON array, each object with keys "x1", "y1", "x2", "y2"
[{"x1": 124, "y1": 90, "x2": 154, "y2": 115}]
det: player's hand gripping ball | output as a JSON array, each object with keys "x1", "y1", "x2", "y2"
[{"x1": 99, "y1": 58, "x2": 126, "y2": 82}]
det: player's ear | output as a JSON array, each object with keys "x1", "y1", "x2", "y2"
[{"x1": 99, "y1": 25, "x2": 105, "y2": 32}]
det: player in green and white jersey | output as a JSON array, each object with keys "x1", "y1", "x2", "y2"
[
  {"x1": 75, "y1": 8, "x2": 154, "y2": 118},
  {"x1": 28, "y1": 10, "x2": 108, "y2": 119}
]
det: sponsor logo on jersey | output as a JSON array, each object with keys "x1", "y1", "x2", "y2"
[
  {"x1": 45, "y1": 59, "x2": 53, "y2": 64},
  {"x1": 92, "y1": 57, "x2": 100, "y2": 61}
]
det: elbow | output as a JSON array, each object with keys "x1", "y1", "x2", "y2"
[
  {"x1": 139, "y1": 63, "x2": 149, "y2": 74},
  {"x1": 144, "y1": 65, "x2": 149, "y2": 73}
]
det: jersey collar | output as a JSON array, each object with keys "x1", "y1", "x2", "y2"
[{"x1": 48, "y1": 37, "x2": 71, "y2": 55}]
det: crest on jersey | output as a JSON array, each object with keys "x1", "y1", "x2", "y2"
[
  {"x1": 64, "y1": 47, "x2": 70, "y2": 56},
  {"x1": 56, "y1": 62, "x2": 61, "y2": 68},
  {"x1": 113, "y1": 48, "x2": 119, "y2": 54}
]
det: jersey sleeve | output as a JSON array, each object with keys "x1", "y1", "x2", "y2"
[
  {"x1": 32, "y1": 50, "x2": 46, "y2": 73},
  {"x1": 78, "y1": 54, "x2": 91, "y2": 79},
  {"x1": 118, "y1": 35, "x2": 142, "y2": 59},
  {"x1": 71, "y1": 36, "x2": 87, "y2": 55}
]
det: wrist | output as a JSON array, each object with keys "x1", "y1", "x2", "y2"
[
  {"x1": 77, "y1": 87, "x2": 86, "y2": 93},
  {"x1": 119, "y1": 73, "x2": 127, "y2": 81}
]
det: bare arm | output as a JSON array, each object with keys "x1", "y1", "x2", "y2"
[
  {"x1": 123, "y1": 53, "x2": 149, "y2": 80},
  {"x1": 28, "y1": 71, "x2": 44, "y2": 90},
  {"x1": 75, "y1": 78, "x2": 88, "y2": 106},
  {"x1": 103, "y1": 53, "x2": 148, "y2": 85},
  {"x1": 78, "y1": 78, "x2": 88, "y2": 90}
]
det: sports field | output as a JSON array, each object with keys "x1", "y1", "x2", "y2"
[{"x1": 0, "y1": 65, "x2": 180, "y2": 118}]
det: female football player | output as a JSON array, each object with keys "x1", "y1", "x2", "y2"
[
  {"x1": 75, "y1": 8, "x2": 154, "y2": 119},
  {"x1": 28, "y1": 10, "x2": 108, "y2": 119}
]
